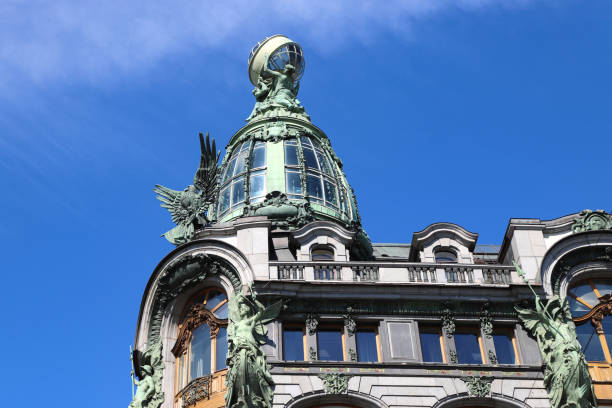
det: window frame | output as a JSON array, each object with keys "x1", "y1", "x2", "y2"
[
  {"x1": 453, "y1": 326, "x2": 485, "y2": 365},
  {"x1": 282, "y1": 323, "x2": 307, "y2": 361},
  {"x1": 173, "y1": 287, "x2": 229, "y2": 395},
  {"x1": 418, "y1": 325, "x2": 447, "y2": 363}
]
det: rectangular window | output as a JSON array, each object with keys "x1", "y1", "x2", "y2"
[
  {"x1": 302, "y1": 147, "x2": 319, "y2": 170},
  {"x1": 215, "y1": 327, "x2": 228, "y2": 370},
  {"x1": 283, "y1": 328, "x2": 305, "y2": 361},
  {"x1": 284, "y1": 141, "x2": 299, "y2": 166},
  {"x1": 492, "y1": 330, "x2": 519, "y2": 365},
  {"x1": 356, "y1": 329, "x2": 379, "y2": 362},
  {"x1": 286, "y1": 171, "x2": 302, "y2": 196},
  {"x1": 306, "y1": 173, "x2": 323, "y2": 199},
  {"x1": 454, "y1": 329, "x2": 483, "y2": 364},
  {"x1": 419, "y1": 327, "x2": 444, "y2": 363},
  {"x1": 251, "y1": 142, "x2": 266, "y2": 168},
  {"x1": 231, "y1": 177, "x2": 245, "y2": 207},
  {"x1": 249, "y1": 171, "x2": 266, "y2": 200},
  {"x1": 318, "y1": 329, "x2": 344, "y2": 361}
]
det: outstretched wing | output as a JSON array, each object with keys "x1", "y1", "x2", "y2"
[
  {"x1": 154, "y1": 185, "x2": 188, "y2": 225},
  {"x1": 515, "y1": 304, "x2": 549, "y2": 340},
  {"x1": 260, "y1": 300, "x2": 283, "y2": 325},
  {"x1": 194, "y1": 132, "x2": 220, "y2": 202}
]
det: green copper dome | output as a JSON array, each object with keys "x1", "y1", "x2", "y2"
[{"x1": 213, "y1": 36, "x2": 363, "y2": 232}]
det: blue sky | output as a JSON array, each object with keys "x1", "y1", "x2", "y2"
[{"x1": 1, "y1": 1, "x2": 611, "y2": 406}]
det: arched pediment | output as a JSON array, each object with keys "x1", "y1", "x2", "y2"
[
  {"x1": 433, "y1": 394, "x2": 531, "y2": 408},
  {"x1": 285, "y1": 391, "x2": 389, "y2": 408}
]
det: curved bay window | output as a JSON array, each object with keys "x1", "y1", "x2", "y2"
[
  {"x1": 218, "y1": 140, "x2": 267, "y2": 218},
  {"x1": 568, "y1": 279, "x2": 612, "y2": 362},
  {"x1": 173, "y1": 288, "x2": 229, "y2": 405},
  {"x1": 284, "y1": 135, "x2": 352, "y2": 219}
]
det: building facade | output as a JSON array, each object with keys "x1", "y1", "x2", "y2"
[{"x1": 130, "y1": 36, "x2": 612, "y2": 408}]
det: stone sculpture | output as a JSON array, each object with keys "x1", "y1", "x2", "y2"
[
  {"x1": 514, "y1": 264, "x2": 597, "y2": 408},
  {"x1": 225, "y1": 285, "x2": 283, "y2": 408},
  {"x1": 129, "y1": 341, "x2": 164, "y2": 408},
  {"x1": 154, "y1": 133, "x2": 220, "y2": 245}
]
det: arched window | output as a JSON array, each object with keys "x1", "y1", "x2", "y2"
[
  {"x1": 311, "y1": 245, "x2": 335, "y2": 261},
  {"x1": 173, "y1": 288, "x2": 229, "y2": 393},
  {"x1": 567, "y1": 279, "x2": 612, "y2": 362},
  {"x1": 434, "y1": 247, "x2": 457, "y2": 263}
]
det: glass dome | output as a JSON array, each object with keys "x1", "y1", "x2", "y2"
[
  {"x1": 215, "y1": 129, "x2": 358, "y2": 227},
  {"x1": 247, "y1": 35, "x2": 305, "y2": 85}
]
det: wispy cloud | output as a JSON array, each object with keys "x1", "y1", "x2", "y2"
[{"x1": 0, "y1": 0, "x2": 535, "y2": 89}]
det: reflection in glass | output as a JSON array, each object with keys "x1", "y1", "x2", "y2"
[
  {"x1": 283, "y1": 329, "x2": 304, "y2": 361},
  {"x1": 307, "y1": 174, "x2": 323, "y2": 198},
  {"x1": 420, "y1": 332, "x2": 443, "y2": 363},
  {"x1": 318, "y1": 330, "x2": 343, "y2": 361},
  {"x1": 493, "y1": 333, "x2": 516, "y2": 364},
  {"x1": 575, "y1": 322, "x2": 605, "y2": 361},
  {"x1": 216, "y1": 327, "x2": 228, "y2": 370},
  {"x1": 190, "y1": 324, "x2": 211, "y2": 379},
  {"x1": 454, "y1": 332, "x2": 482, "y2": 364},
  {"x1": 356, "y1": 330, "x2": 378, "y2": 362}
]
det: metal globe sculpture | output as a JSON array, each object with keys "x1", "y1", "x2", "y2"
[{"x1": 248, "y1": 35, "x2": 305, "y2": 85}]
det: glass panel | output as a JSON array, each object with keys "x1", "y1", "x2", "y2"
[
  {"x1": 231, "y1": 177, "x2": 245, "y2": 206},
  {"x1": 285, "y1": 144, "x2": 299, "y2": 166},
  {"x1": 306, "y1": 173, "x2": 323, "y2": 198},
  {"x1": 216, "y1": 327, "x2": 228, "y2": 370},
  {"x1": 300, "y1": 136, "x2": 313, "y2": 147},
  {"x1": 286, "y1": 171, "x2": 302, "y2": 195},
  {"x1": 206, "y1": 291, "x2": 226, "y2": 311},
  {"x1": 454, "y1": 332, "x2": 482, "y2": 364},
  {"x1": 219, "y1": 186, "x2": 231, "y2": 213},
  {"x1": 249, "y1": 171, "x2": 266, "y2": 198},
  {"x1": 316, "y1": 150, "x2": 332, "y2": 175},
  {"x1": 303, "y1": 147, "x2": 318, "y2": 170},
  {"x1": 190, "y1": 324, "x2": 211, "y2": 379},
  {"x1": 356, "y1": 330, "x2": 378, "y2": 362},
  {"x1": 323, "y1": 179, "x2": 338, "y2": 207},
  {"x1": 251, "y1": 146, "x2": 266, "y2": 168},
  {"x1": 572, "y1": 283, "x2": 598, "y2": 307},
  {"x1": 568, "y1": 296, "x2": 591, "y2": 317},
  {"x1": 312, "y1": 248, "x2": 334, "y2": 261},
  {"x1": 283, "y1": 329, "x2": 304, "y2": 361},
  {"x1": 240, "y1": 140, "x2": 251, "y2": 152},
  {"x1": 420, "y1": 332, "x2": 443, "y2": 363},
  {"x1": 213, "y1": 302, "x2": 229, "y2": 319},
  {"x1": 233, "y1": 154, "x2": 246, "y2": 176},
  {"x1": 575, "y1": 322, "x2": 606, "y2": 361},
  {"x1": 493, "y1": 333, "x2": 516, "y2": 364},
  {"x1": 435, "y1": 250, "x2": 457, "y2": 263},
  {"x1": 596, "y1": 281, "x2": 612, "y2": 297},
  {"x1": 318, "y1": 330, "x2": 343, "y2": 361},
  {"x1": 223, "y1": 159, "x2": 236, "y2": 183}
]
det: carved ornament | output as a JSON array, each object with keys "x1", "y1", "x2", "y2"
[
  {"x1": 319, "y1": 372, "x2": 351, "y2": 394},
  {"x1": 172, "y1": 303, "x2": 227, "y2": 356},
  {"x1": 181, "y1": 375, "x2": 211, "y2": 408},
  {"x1": 572, "y1": 209, "x2": 612, "y2": 233},
  {"x1": 461, "y1": 376, "x2": 493, "y2": 397}
]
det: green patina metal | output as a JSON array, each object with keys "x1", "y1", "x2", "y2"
[
  {"x1": 514, "y1": 263, "x2": 597, "y2": 408},
  {"x1": 225, "y1": 285, "x2": 282, "y2": 408},
  {"x1": 154, "y1": 133, "x2": 220, "y2": 245},
  {"x1": 572, "y1": 209, "x2": 612, "y2": 233},
  {"x1": 461, "y1": 375, "x2": 493, "y2": 397},
  {"x1": 319, "y1": 372, "x2": 352, "y2": 394},
  {"x1": 129, "y1": 341, "x2": 164, "y2": 408},
  {"x1": 147, "y1": 253, "x2": 241, "y2": 345},
  {"x1": 480, "y1": 303, "x2": 493, "y2": 339}
]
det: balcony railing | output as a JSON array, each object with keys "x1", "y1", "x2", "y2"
[{"x1": 269, "y1": 261, "x2": 520, "y2": 286}]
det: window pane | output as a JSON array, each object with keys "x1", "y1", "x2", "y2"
[
  {"x1": 435, "y1": 250, "x2": 457, "y2": 263},
  {"x1": 283, "y1": 329, "x2": 304, "y2": 361},
  {"x1": 603, "y1": 315, "x2": 612, "y2": 352},
  {"x1": 454, "y1": 332, "x2": 482, "y2": 364},
  {"x1": 213, "y1": 302, "x2": 229, "y2": 319},
  {"x1": 307, "y1": 174, "x2": 323, "y2": 198},
  {"x1": 420, "y1": 332, "x2": 443, "y2": 363},
  {"x1": 323, "y1": 179, "x2": 338, "y2": 207},
  {"x1": 219, "y1": 186, "x2": 230, "y2": 213},
  {"x1": 356, "y1": 330, "x2": 378, "y2": 362},
  {"x1": 316, "y1": 150, "x2": 333, "y2": 176},
  {"x1": 285, "y1": 144, "x2": 299, "y2": 166},
  {"x1": 576, "y1": 322, "x2": 606, "y2": 361},
  {"x1": 312, "y1": 248, "x2": 334, "y2": 261},
  {"x1": 303, "y1": 147, "x2": 319, "y2": 170},
  {"x1": 190, "y1": 324, "x2": 211, "y2": 379},
  {"x1": 568, "y1": 296, "x2": 591, "y2": 317},
  {"x1": 286, "y1": 172, "x2": 302, "y2": 195},
  {"x1": 206, "y1": 291, "x2": 225, "y2": 311},
  {"x1": 216, "y1": 327, "x2": 227, "y2": 370},
  {"x1": 595, "y1": 281, "x2": 612, "y2": 297},
  {"x1": 572, "y1": 283, "x2": 598, "y2": 307},
  {"x1": 240, "y1": 140, "x2": 251, "y2": 152},
  {"x1": 318, "y1": 330, "x2": 343, "y2": 361},
  {"x1": 252, "y1": 146, "x2": 266, "y2": 168},
  {"x1": 233, "y1": 154, "x2": 246, "y2": 176},
  {"x1": 223, "y1": 159, "x2": 236, "y2": 183},
  {"x1": 231, "y1": 177, "x2": 245, "y2": 206},
  {"x1": 493, "y1": 334, "x2": 516, "y2": 364},
  {"x1": 178, "y1": 354, "x2": 185, "y2": 390},
  {"x1": 300, "y1": 136, "x2": 313, "y2": 147},
  {"x1": 249, "y1": 171, "x2": 266, "y2": 198}
]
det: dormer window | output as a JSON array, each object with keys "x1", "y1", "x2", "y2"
[
  {"x1": 311, "y1": 245, "x2": 334, "y2": 261},
  {"x1": 434, "y1": 248, "x2": 457, "y2": 263}
]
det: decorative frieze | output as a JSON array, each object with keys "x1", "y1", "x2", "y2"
[
  {"x1": 441, "y1": 303, "x2": 455, "y2": 338},
  {"x1": 461, "y1": 375, "x2": 493, "y2": 397},
  {"x1": 480, "y1": 303, "x2": 493, "y2": 339},
  {"x1": 305, "y1": 313, "x2": 319, "y2": 335},
  {"x1": 319, "y1": 372, "x2": 351, "y2": 394},
  {"x1": 343, "y1": 306, "x2": 356, "y2": 336}
]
